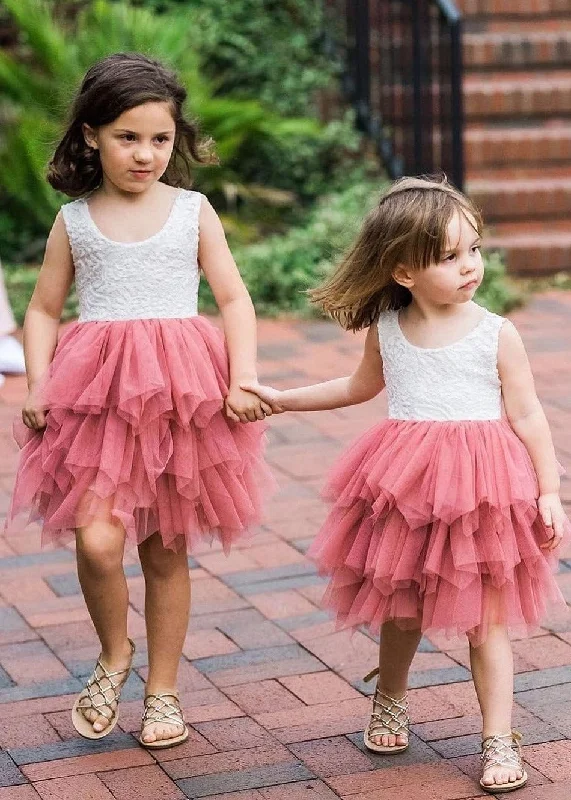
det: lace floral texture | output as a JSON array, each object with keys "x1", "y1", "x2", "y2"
[
  {"x1": 378, "y1": 309, "x2": 505, "y2": 421},
  {"x1": 61, "y1": 190, "x2": 202, "y2": 322}
]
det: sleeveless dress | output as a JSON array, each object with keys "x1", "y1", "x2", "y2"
[
  {"x1": 308, "y1": 306, "x2": 569, "y2": 644},
  {"x1": 7, "y1": 189, "x2": 275, "y2": 553}
]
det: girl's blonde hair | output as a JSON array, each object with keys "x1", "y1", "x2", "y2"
[{"x1": 310, "y1": 176, "x2": 483, "y2": 331}]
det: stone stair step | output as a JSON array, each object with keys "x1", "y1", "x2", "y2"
[
  {"x1": 465, "y1": 124, "x2": 571, "y2": 170},
  {"x1": 464, "y1": 30, "x2": 571, "y2": 70},
  {"x1": 469, "y1": 174, "x2": 571, "y2": 220},
  {"x1": 464, "y1": 71, "x2": 571, "y2": 119},
  {"x1": 457, "y1": 0, "x2": 569, "y2": 18},
  {"x1": 485, "y1": 220, "x2": 571, "y2": 274}
]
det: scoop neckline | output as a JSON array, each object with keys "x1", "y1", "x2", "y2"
[
  {"x1": 81, "y1": 189, "x2": 184, "y2": 246},
  {"x1": 395, "y1": 306, "x2": 489, "y2": 352}
]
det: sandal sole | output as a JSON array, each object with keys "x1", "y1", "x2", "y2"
[
  {"x1": 480, "y1": 772, "x2": 528, "y2": 793},
  {"x1": 71, "y1": 699, "x2": 119, "y2": 740},
  {"x1": 139, "y1": 726, "x2": 189, "y2": 750}
]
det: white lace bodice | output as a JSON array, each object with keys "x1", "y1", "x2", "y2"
[
  {"x1": 378, "y1": 308, "x2": 506, "y2": 421},
  {"x1": 61, "y1": 189, "x2": 202, "y2": 321}
]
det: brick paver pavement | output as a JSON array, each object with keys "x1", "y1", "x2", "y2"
[{"x1": 0, "y1": 292, "x2": 570, "y2": 799}]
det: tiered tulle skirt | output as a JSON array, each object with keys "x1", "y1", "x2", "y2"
[
  {"x1": 7, "y1": 317, "x2": 275, "y2": 552},
  {"x1": 308, "y1": 418, "x2": 569, "y2": 644}
]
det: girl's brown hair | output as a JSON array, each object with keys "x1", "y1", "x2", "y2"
[
  {"x1": 48, "y1": 52, "x2": 215, "y2": 196},
  {"x1": 310, "y1": 176, "x2": 483, "y2": 331}
]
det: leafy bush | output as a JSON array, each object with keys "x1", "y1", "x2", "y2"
[
  {"x1": 475, "y1": 250, "x2": 522, "y2": 315},
  {"x1": 129, "y1": 0, "x2": 338, "y2": 117},
  {"x1": 2, "y1": 263, "x2": 78, "y2": 326}
]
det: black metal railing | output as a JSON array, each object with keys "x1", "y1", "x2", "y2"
[{"x1": 335, "y1": 0, "x2": 464, "y2": 190}]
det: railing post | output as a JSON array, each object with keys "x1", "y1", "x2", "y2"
[
  {"x1": 354, "y1": 0, "x2": 371, "y2": 132},
  {"x1": 449, "y1": 11, "x2": 464, "y2": 190},
  {"x1": 339, "y1": 0, "x2": 464, "y2": 190}
]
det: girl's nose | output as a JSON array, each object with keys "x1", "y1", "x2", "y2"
[{"x1": 134, "y1": 149, "x2": 152, "y2": 163}]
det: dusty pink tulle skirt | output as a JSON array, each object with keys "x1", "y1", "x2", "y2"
[
  {"x1": 7, "y1": 317, "x2": 275, "y2": 553},
  {"x1": 308, "y1": 418, "x2": 569, "y2": 644}
]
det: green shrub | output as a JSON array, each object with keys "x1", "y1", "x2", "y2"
[
  {"x1": 2, "y1": 263, "x2": 78, "y2": 326},
  {"x1": 129, "y1": 0, "x2": 338, "y2": 117},
  {"x1": 475, "y1": 250, "x2": 522, "y2": 315}
]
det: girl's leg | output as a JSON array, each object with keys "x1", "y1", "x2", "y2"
[
  {"x1": 138, "y1": 533, "x2": 191, "y2": 744},
  {"x1": 469, "y1": 625, "x2": 523, "y2": 788},
  {"x1": 76, "y1": 517, "x2": 131, "y2": 733},
  {"x1": 371, "y1": 621, "x2": 423, "y2": 747}
]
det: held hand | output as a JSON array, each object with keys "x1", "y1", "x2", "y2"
[
  {"x1": 22, "y1": 388, "x2": 47, "y2": 431},
  {"x1": 538, "y1": 493, "x2": 568, "y2": 550},
  {"x1": 225, "y1": 386, "x2": 273, "y2": 424},
  {"x1": 239, "y1": 381, "x2": 286, "y2": 414}
]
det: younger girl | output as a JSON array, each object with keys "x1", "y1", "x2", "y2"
[
  {"x1": 243, "y1": 177, "x2": 570, "y2": 794},
  {"x1": 6, "y1": 53, "x2": 274, "y2": 748}
]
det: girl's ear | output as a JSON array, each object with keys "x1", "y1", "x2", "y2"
[
  {"x1": 392, "y1": 265, "x2": 415, "y2": 289},
  {"x1": 82, "y1": 123, "x2": 98, "y2": 150}
]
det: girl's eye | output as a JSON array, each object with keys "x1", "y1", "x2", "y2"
[
  {"x1": 120, "y1": 134, "x2": 136, "y2": 141},
  {"x1": 471, "y1": 245, "x2": 481, "y2": 253},
  {"x1": 444, "y1": 253, "x2": 456, "y2": 262},
  {"x1": 155, "y1": 136, "x2": 170, "y2": 144}
]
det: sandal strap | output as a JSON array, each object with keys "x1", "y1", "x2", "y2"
[
  {"x1": 76, "y1": 639, "x2": 135, "y2": 719},
  {"x1": 369, "y1": 688, "x2": 409, "y2": 737},
  {"x1": 481, "y1": 730, "x2": 524, "y2": 771},
  {"x1": 141, "y1": 693, "x2": 185, "y2": 729},
  {"x1": 363, "y1": 666, "x2": 409, "y2": 738}
]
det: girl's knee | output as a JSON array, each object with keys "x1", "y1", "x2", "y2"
[
  {"x1": 139, "y1": 534, "x2": 186, "y2": 579},
  {"x1": 76, "y1": 524, "x2": 125, "y2": 575}
]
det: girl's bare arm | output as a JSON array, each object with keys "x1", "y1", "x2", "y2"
[
  {"x1": 498, "y1": 320, "x2": 567, "y2": 546},
  {"x1": 197, "y1": 198, "x2": 269, "y2": 423},
  {"x1": 22, "y1": 213, "x2": 74, "y2": 429},
  {"x1": 242, "y1": 323, "x2": 385, "y2": 412}
]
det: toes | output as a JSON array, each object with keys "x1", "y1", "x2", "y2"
[
  {"x1": 370, "y1": 732, "x2": 406, "y2": 749},
  {"x1": 81, "y1": 707, "x2": 109, "y2": 731},
  {"x1": 143, "y1": 723, "x2": 182, "y2": 742},
  {"x1": 82, "y1": 708, "x2": 99, "y2": 723},
  {"x1": 483, "y1": 767, "x2": 521, "y2": 787},
  {"x1": 92, "y1": 714, "x2": 110, "y2": 732}
]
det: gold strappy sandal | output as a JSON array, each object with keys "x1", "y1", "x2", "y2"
[
  {"x1": 480, "y1": 730, "x2": 528, "y2": 793},
  {"x1": 71, "y1": 638, "x2": 135, "y2": 739},
  {"x1": 363, "y1": 667, "x2": 409, "y2": 754},
  {"x1": 139, "y1": 692, "x2": 189, "y2": 749}
]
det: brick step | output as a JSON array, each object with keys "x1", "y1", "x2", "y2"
[
  {"x1": 469, "y1": 164, "x2": 571, "y2": 180},
  {"x1": 465, "y1": 17, "x2": 571, "y2": 34},
  {"x1": 465, "y1": 30, "x2": 571, "y2": 70},
  {"x1": 469, "y1": 175, "x2": 571, "y2": 221},
  {"x1": 465, "y1": 124, "x2": 571, "y2": 169},
  {"x1": 464, "y1": 71, "x2": 571, "y2": 119},
  {"x1": 457, "y1": 0, "x2": 569, "y2": 18},
  {"x1": 485, "y1": 221, "x2": 571, "y2": 275}
]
